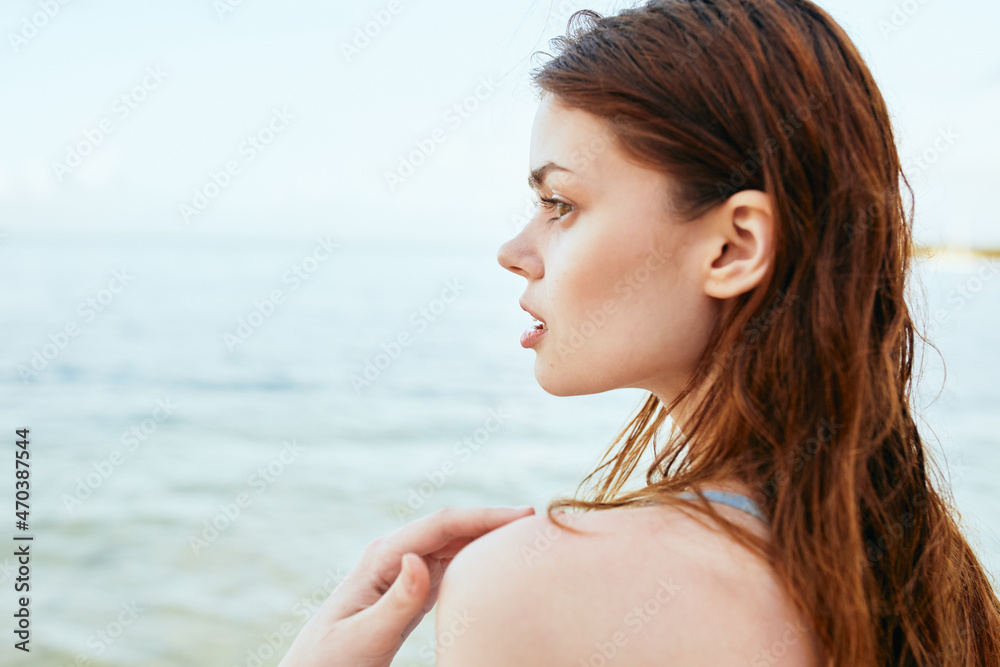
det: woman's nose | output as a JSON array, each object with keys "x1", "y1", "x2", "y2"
[{"x1": 497, "y1": 233, "x2": 543, "y2": 279}]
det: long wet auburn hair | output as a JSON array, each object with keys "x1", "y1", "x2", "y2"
[{"x1": 532, "y1": 1, "x2": 1000, "y2": 665}]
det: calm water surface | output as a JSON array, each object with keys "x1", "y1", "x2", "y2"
[{"x1": 1, "y1": 234, "x2": 997, "y2": 666}]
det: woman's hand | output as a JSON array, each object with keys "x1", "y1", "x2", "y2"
[{"x1": 278, "y1": 504, "x2": 536, "y2": 667}]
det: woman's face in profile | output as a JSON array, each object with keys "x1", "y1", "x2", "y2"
[{"x1": 497, "y1": 94, "x2": 724, "y2": 400}]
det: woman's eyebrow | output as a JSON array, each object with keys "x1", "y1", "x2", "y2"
[{"x1": 528, "y1": 162, "x2": 573, "y2": 191}]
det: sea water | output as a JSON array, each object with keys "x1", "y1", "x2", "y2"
[{"x1": 1, "y1": 233, "x2": 996, "y2": 666}]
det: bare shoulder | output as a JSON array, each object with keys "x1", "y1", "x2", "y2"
[{"x1": 435, "y1": 503, "x2": 820, "y2": 667}]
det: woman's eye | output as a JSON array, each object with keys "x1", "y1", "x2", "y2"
[{"x1": 537, "y1": 197, "x2": 574, "y2": 221}]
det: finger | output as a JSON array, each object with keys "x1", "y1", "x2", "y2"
[
  {"x1": 383, "y1": 505, "x2": 535, "y2": 561},
  {"x1": 423, "y1": 535, "x2": 476, "y2": 560},
  {"x1": 330, "y1": 506, "x2": 534, "y2": 620},
  {"x1": 348, "y1": 553, "x2": 431, "y2": 653}
]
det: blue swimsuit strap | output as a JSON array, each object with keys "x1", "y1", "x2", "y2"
[{"x1": 676, "y1": 489, "x2": 768, "y2": 523}]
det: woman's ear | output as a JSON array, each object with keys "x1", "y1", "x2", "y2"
[{"x1": 700, "y1": 189, "x2": 775, "y2": 299}]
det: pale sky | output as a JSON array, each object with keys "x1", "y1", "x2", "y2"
[{"x1": 2, "y1": 0, "x2": 998, "y2": 247}]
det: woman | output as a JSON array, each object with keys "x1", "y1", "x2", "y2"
[{"x1": 280, "y1": 1, "x2": 1000, "y2": 665}]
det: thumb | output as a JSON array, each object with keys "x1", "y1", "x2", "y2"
[{"x1": 352, "y1": 553, "x2": 430, "y2": 645}]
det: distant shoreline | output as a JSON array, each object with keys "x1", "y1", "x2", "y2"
[{"x1": 913, "y1": 246, "x2": 1000, "y2": 259}]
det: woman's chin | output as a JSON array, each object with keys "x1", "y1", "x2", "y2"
[
  {"x1": 533, "y1": 364, "x2": 612, "y2": 397},
  {"x1": 533, "y1": 364, "x2": 571, "y2": 396}
]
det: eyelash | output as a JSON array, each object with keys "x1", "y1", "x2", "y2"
[{"x1": 535, "y1": 196, "x2": 574, "y2": 222}]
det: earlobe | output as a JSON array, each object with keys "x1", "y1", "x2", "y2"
[{"x1": 703, "y1": 190, "x2": 774, "y2": 300}]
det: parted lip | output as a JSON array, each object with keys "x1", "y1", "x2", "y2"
[{"x1": 519, "y1": 299, "x2": 545, "y2": 323}]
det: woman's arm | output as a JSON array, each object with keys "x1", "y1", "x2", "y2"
[{"x1": 278, "y1": 505, "x2": 535, "y2": 667}]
